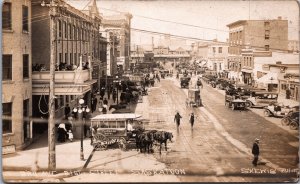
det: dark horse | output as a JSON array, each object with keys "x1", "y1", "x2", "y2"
[
  {"x1": 136, "y1": 130, "x2": 157, "y2": 153},
  {"x1": 154, "y1": 131, "x2": 173, "y2": 154}
]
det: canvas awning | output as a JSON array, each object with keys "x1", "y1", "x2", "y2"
[{"x1": 257, "y1": 72, "x2": 278, "y2": 84}]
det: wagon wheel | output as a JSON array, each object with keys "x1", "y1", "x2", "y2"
[
  {"x1": 263, "y1": 110, "x2": 270, "y2": 117},
  {"x1": 93, "y1": 133, "x2": 108, "y2": 150},
  {"x1": 118, "y1": 137, "x2": 127, "y2": 151}
]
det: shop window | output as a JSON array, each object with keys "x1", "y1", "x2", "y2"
[
  {"x1": 3, "y1": 55, "x2": 12, "y2": 80},
  {"x1": 2, "y1": 2, "x2": 12, "y2": 30},
  {"x1": 2, "y1": 102, "x2": 12, "y2": 134}
]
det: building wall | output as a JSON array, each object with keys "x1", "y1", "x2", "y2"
[{"x1": 2, "y1": 0, "x2": 32, "y2": 150}]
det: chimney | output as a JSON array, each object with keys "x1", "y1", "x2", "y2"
[{"x1": 278, "y1": 16, "x2": 282, "y2": 20}]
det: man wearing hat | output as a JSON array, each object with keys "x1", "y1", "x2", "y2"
[
  {"x1": 252, "y1": 138, "x2": 260, "y2": 166},
  {"x1": 189, "y1": 112, "x2": 195, "y2": 130}
]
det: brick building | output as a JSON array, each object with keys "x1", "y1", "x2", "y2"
[
  {"x1": 2, "y1": 0, "x2": 32, "y2": 152},
  {"x1": 227, "y1": 17, "x2": 288, "y2": 82}
]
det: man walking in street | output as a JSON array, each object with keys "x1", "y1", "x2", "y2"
[
  {"x1": 112, "y1": 89, "x2": 117, "y2": 103},
  {"x1": 174, "y1": 112, "x2": 182, "y2": 132},
  {"x1": 189, "y1": 112, "x2": 195, "y2": 130},
  {"x1": 252, "y1": 138, "x2": 260, "y2": 166}
]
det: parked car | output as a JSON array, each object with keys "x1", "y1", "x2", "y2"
[{"x1": 245, "y1": 92, "x2": 278, "y2": 108}]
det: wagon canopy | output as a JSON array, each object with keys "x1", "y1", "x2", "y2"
[{"x1": 91, "y1": 113, "x2": 142, "y2": 121}]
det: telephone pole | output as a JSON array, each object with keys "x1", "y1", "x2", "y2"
[{"x1": 42, "y1": 0, "x2": 59, "y2": 170}]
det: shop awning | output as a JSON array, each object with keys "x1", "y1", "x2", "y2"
[
  {"x1": 241, "y1": 69, "x2": 253, "y2": 73},
  {"x1": 257, "y1": 72, "x2": 278, "y2": 84}
]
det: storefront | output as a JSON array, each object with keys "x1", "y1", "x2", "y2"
[{"x1": 278, "y1": 74, "x2": 300, "y2": 101}]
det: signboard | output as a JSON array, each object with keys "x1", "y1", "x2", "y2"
[
  {"x1": 2, "y1": 145, "x2": 16, "y2": 155},
  {"x1": 129, "y1": 75, "x2": 142, "y2": 82},
  {"x1": 98, "y1": 129, "x2": 126, "y2": 136}
]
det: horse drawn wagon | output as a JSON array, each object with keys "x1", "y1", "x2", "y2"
[
  {"x1": 90, "y1": 113, "x2": 144, "y2": 150},
  {"x1": 90, "y1": 113, "x2": 173, "y2": 153},
  {"x1": 186, "y1": 89, "x2": 201, "y2": 107}
]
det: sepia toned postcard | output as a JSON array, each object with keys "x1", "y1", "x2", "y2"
[{"x1": 1, "y1": 0, "x2": 299, "y2": 182}]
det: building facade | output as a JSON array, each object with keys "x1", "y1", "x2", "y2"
[
  {"x1": 2, "y1": 0, "x2": 32, "y2": 152},
  {"x1": 31, "y1": 0, "x2": 104, "y2": 134},
  {"x1": 103, "y1": 13, "x2": 132, "y2": 74},
  {"x1": 227, "y1": 17, "x2": 288, "y2": 83}
]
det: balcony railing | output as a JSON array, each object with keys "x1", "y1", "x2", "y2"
[{"x1": 32, "y1": 69, "x2": 91, "y2": 84}]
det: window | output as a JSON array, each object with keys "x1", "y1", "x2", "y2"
[
  {"x1": 22, "y1": 6, "x2": 29, "y2": 31},
  {"x1": 69, "y1": 24, "x2": 72, "y2": 39},
  {"x1": 59, "y1": 53, "x2": 62, "y2": 63},
  {"x1": 73, "y1": 25, "x2": 76, "y2": 39},
  {"x1": 212, "y1": 47, "x2": 216, "y2": 53},
  {"x1": 74, "y1": 53, "x2": 77, "y2": 65},
  {"x1": 3, "y1": 55, "x2": 12, "y2": 80},
  {"x1": 64, "y1": 22, "x2": 67, "y2": 38},
  {"x1": 58, "y1": 20, "x2": 62, "y2": 37},
  {"x1": 70, "y1": 53, "x2": 72, "y2": 64},
  {"x1": 23, "y1": 54, "x2": 29, "y2": 78},
  {"x1": 65, "y1": 53, "x2": 68, "y2": 63},
  {"x1": 2, "y1": 3, "x2": 12, "y2": 30},
  {"x1": 265, "y1": 45, "x2": 270, "y2": 51},
  {"x1": 218, "y1": 47, "x2": 222, "y2": 53},
  {"x1": 265, "y1": 30, "x2": 270, "y2": 40},
  {"x1": 23, "y1": 99, "x2": 30, "y2": 139},
  {"x1": 264, "y1": 21, "x2": 270, "y2": 27},
  {"x1": 2, "y1": 102, "x2": 12, "y2": 134}
]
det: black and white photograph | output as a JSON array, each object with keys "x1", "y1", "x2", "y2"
[{"x1": 1, "y1": 0, "x2": 299, "y2": 182}]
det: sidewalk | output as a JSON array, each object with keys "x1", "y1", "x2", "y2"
[{"x1": 2, "y1": 90, "x2": 152, "y2": 181}]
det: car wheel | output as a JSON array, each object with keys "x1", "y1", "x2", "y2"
[
  {"x1": 281, "y1": 117, "x2": 290, "y2": 126},
  {"x1": 289, "y1": 120, "x2": 299, "y2": 130},
  {"x1": 264, "y1": 110, "x2": 270, "y2": 117},
  {"x1": 245, "y1": 101, "x2": 252, "y2": 108}
]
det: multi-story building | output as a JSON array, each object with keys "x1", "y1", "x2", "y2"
[
  {"x1": 207, "y1": 41, "x2": 229, "y2": 74},
  {"x1": 31, "y1": 0, "x2": 105, "y2": 134},
  {"x1": 2, "y1": 0, "x2": 32, "y2": 153},
  {"x1": 227, "y1": 17, "x2": 288, "y2": 82},
  {"x1": 103, "y1": 13, "x2": 132, "y2": 74}
]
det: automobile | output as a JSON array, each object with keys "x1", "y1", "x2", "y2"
[
  {"x1": 180, "y1": 77, "x2": 190, "y2": 88},
  {"x1": 263, "y1": 103, "x2": 294, "y2": 117},
  {"x1": 245, "y1": 92, "x2": 278, "y2": 108}
]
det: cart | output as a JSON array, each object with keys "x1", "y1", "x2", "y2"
[
  {"x1": 186, "y1": 89, "x2": 201, "y2": 107},
  {"x1": 90, "y1": 113, "x2": 145, "y2": 151}
]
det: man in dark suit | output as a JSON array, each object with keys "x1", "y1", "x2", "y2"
[{"x1": 252, "y1": 138, "x2": 260, "y2": 166}]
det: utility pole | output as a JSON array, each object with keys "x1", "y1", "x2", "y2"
[{"x1": 42, "y1": 0, "x2": 59, "y2": 170}]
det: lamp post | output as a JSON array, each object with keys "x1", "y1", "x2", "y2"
[
  {"x1": 115, "y1": 76, "x2": 120, "y2": 105},
  {"x1": 73, "y1": 98, "x2": 90, "y2": 161}
]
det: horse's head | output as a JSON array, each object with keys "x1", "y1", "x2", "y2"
[{"x1": 166, "y1": 132, "x2": 173, "y2": 142}]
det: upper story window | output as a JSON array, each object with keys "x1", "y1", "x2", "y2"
[
  {"x1": 2, "y1": 2, "x2": 12, "y2": 30},
  {"x1": 58, "y1": 20, "x2": 62, "y2": 37},
  {"x1": 2, "y1": 55, "x2": 12, "y2": 80},
  {"x1": 2, "y1": 102, "x2": 12, "y2": 134},
  {"x1": 264, "y1": 21, "x2": 270, "y2": 28},
  {"x1": 265, "y1": 45, "x2": 270, "y2": 51},
  {"x1": 64, "y1": 22, "x2": 67, "y2": 38},
  {"x1": 69, "y1": 24, "x2": 72, "y2": 39},
  {"x1": 23, "y1": 54, "x2": 29, "y2": 79},
  {"x1": 212, "y1": 47, "x2": 216, "y2": 53},
  {"x1": 22, "y1": 6, "x2": 29, "y2": 32},
  {"x1": 73, "y1": 25, "x2": 76, "y2": 39},
  {"x1": 218, "y1": 47, "x2": 222, "y2": 53},
  {"x1": 265, "y1": 30, "x2": 270, "y2": 40}
]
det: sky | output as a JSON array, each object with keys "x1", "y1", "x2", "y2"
[{"x1": 68, "y1": 0, "x2": 299, "y2": 47}]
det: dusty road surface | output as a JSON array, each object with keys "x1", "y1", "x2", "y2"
[{"x1": 70, "y1": 77, "x2": 298, "y2": 182}]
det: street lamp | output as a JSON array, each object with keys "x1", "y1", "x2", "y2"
[
  {"x1": 115, "y1": 76, "x2": 121, "y2": 105},
  {"x1": 73, "y1": 98, "x2": 90, "y2": 161}
]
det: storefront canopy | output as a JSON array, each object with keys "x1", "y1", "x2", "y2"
[{"x1": 257, "y1": 72, "x2": 278, "y2": 84}]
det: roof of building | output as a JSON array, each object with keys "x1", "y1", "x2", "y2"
[{"x1": 227, "y1": 18, "x2": 287, "y2": 27}]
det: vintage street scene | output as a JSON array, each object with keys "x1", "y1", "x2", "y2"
[{"x1": 1, "y1": 0, "x2": 299, "y2": 183}]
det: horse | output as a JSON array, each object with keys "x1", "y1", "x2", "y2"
[
  {"x1": 154, "y1": 131, "x2": 173, "y2": 154},
  {"x1": 136, "y1": 130, "x2": 156, "y2": 153}
]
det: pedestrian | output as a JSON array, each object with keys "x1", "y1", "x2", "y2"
[
  {"x1": 252, "y1": 138, "x2": 260, "y2": 166},
  {"x1": 57, "y1": 122, "x2": 67, "y2": 142},
  {"x1": 174, "y1": 112, "x2": 182, "y2": 131},
  {"x1": 100, "y1": 87, "x2": 105, "y2": 99},
  {"x1": 103, "y1": 98, "x2": 108, "y2": 106},
  {"x1": 90, "y1": 126, "x2": 96, "y2": 145},
  {"x1": 112, "y1": 89, "x2": 117, "y2": 103},
  {"x1": 67, "y1": 130, "x2": 74, "y2": 142},
  {"x1": 189, "y1": 113, "x2": 195, "y2": 129},
  {"x1": 64, "y1": 104, "x2": 71, "y2": 119},
  {"x1": 102, "y1": 104, "x2": 108, "y2": 114}
]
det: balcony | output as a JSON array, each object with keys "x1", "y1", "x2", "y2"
[{"x1": 32, "y1": 69, "x2": 91, "y2": 84}]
